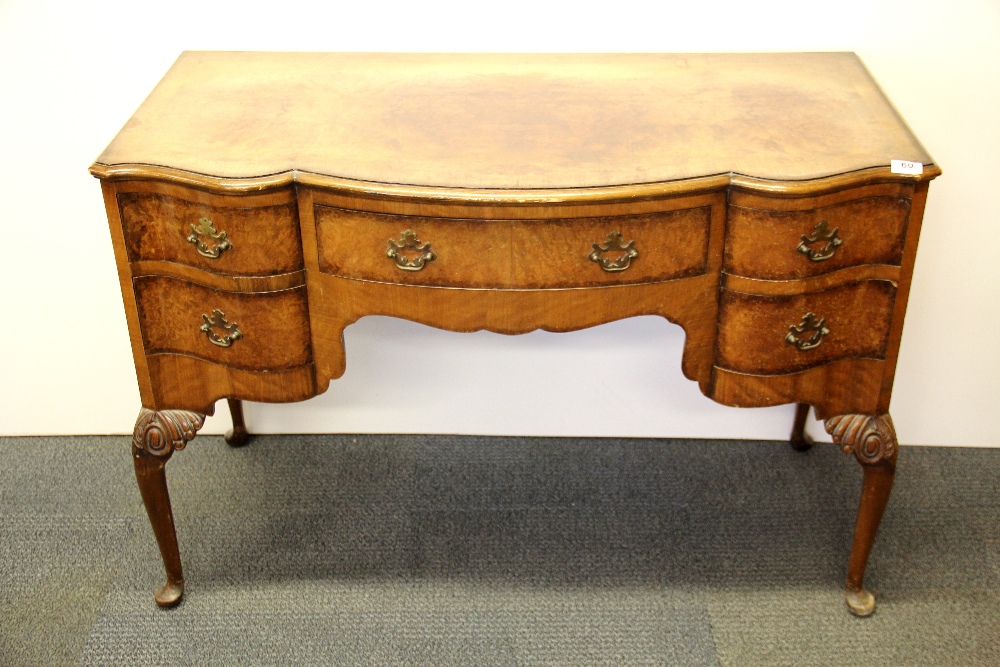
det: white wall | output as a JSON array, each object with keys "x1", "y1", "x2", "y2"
[{"x1": 1, "y1": 0, "x2": 997, "y2": 446}]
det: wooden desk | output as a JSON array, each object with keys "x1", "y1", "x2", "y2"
[{"x1": 91, "y1": 52, "x2": 940, "y2": 616}]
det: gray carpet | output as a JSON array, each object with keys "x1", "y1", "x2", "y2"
[{"x1": 0, "y1": 434, "x2": 997, "y2": 666}]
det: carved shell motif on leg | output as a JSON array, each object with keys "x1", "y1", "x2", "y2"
[
  {"x1": 824, "y1": 414, "x2": 897, "y2": 465},
  {"x1": 132, "y1": 408, "x2": 206, "y2": 457}
]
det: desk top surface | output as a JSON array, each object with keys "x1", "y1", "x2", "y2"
[{"x1": 93, "y1": 52, "x2": 936, "y2": 191}]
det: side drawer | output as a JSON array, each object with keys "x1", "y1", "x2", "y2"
[
  {"x1": 725, "y1": 186, "x2": 912, "y2": 280},
  {"x1": 314, "y1": 205, "x2": 711, "y2": 288},
  {"x1": 117, "y1": 183, "x2": 303, "y2": 276},
  {"x1": 134, "y1": 276, "x2": 311, "y2": 371},
  {"x1": 715, "y1": 281, "x2": 896, "y2": 375}
]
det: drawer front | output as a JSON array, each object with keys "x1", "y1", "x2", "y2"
[
  {"x1": 316, "y1": 207, "x2": 508, "y2": 288},
  {"x1": 134, "y1": 276, "x2": 311, "y2": 371},
  {"x1": 315, "y1": 205, "x2": 711, "y2": 288},
  {"x1": 510, "y1": 209, "x2": 710, "y2": 288},
  {"x1": 716, "y1": 281, "x2": 895, "y2": 375},
  {"x1": 725, "y1": 194, "x2": 911, "y2": 280},
  {"x1": 118, "y1": 189, "x2": 303, "y2": 276}
]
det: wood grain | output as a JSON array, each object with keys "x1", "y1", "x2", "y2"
[
  {"x1": 101, "y1": 181, "x2": 155, "y2": 406},
  {"x1": 306, "y1": 275, "x2": 723, "y2": 399},
  {"x1": 726, "y1": 187, "x2": 913, "y2": 280},
  {"x1": 145, "y1": 355, "x2": 316, "y2": 413},
  {"x1": 315, "y1": 206, "x2": 513, "y2": 287},
  {"x1": 92, "y1": 52, "x2": 936, "y2": 190},
  {"x1": 117, "y1": 181, "x2": 302, "y2": 276},
  {"x1": 716, "y1": 281, "x2": 896, "y2": 375},
  {"x1": 722, "y1": 265, "x2": 900, "y2": 296},
  {"x1": 129, "y1": 262, "x2": 305, "y2": 293},
  {"x1": 315, "y1": 205, "x2": 712, "y2": 289},
  {"x1": 134, "y1": 276, "x2": 312, "y2": 371},
  {"x1": 131, "y1": 407, "x2": 206, "y2": 607},
  {"x1": 92, "y1": 51, "x2": 941, "y2": 614},
  {"x1": 825, "y1": 413, "x2": 899, "y2": 616},
  {"x1": 876, "y1": 181, "x2": 931, "y2": 413},
  {"x1": 709, "y1": 359, "x2": 886, "y2": 420},
  {"x1": 91, "y1": 162, "x2": 939, "y2": 199}
]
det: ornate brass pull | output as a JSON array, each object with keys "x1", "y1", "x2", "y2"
[
  {"x1": 387, "y1": 230, "x2": 436, "y2": 271},
  {"x1": 589, "y1": 231, "x2": 638, "y2": 272},
  {"x1": 797, "y1": 221, "x2": 842, "y2": 262},
  {"x1": 785, "y1": 312, "x2": 830, "y2": 350},
  {"x1": 200, "y1": 309, "x2": 242, "y2": 347},
  {"x1": 187, "y1": 218, "x2": 232, "y2": 259}
]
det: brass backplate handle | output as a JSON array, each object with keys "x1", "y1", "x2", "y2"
[
  {"x1": 200, "y1": 309, "x2": 242, "y2": 347},
  {"x1": 187, "y1": 217, "x2": 233, "y2": 259},
  {"x1": 786, "y1": 312, "x2": 830, "y2": 350},
  {"x1": 797, "y1": 221, "x2": 842, "y2": 262},
  {"x1": 387, "y1": 230, "x2": 436, "y2": 271},
  {"x1": 589, "y1": 231, "x2": 638, "y2": 272}
]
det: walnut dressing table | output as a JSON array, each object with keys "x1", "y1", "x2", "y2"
[{"x1": 91, "y1": 52, "x2": 939, "y2": 616}]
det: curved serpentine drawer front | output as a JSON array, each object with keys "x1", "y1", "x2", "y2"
[
  {"x1": 724, "y1": 185, "x2": 912, "y2": 280},
  {"x1": 314, "y1": 205, "x2": 712, "y2": 289},
  {"x1": 133, "y1": 276, "x2": 312, "y2": 372},
  {"x1": 117, "y1": 186, "x2": 303, "y2": 276},
  {"x1": 715, "y1": 280, "x2": 896, "y2": 376}
]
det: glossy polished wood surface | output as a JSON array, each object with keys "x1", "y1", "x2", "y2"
[
  {"x1": 315, "y1": 203, "x2": 712, "y2": 289},
  {"x1": 133, "y1": 277, "x2": 311, "y2": 371},
  {"x1": 117, "y1": 182, "x2": 302, "y2": 276},
  {"x1": 93, "y1": 52, "x2": 940, "y2": 614},
  {"x1": 716, "y1": 281, "x2": 896, "y2": 375},
  {"x1": 92, "y1": 52, "x2": 938, "y2": 192},
  {"x1": 725, "y1": 184, "x2": 913, "y2": 280}
]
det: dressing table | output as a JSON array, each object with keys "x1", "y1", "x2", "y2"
[{"x1": 91, "y1": 52, "x2": 940, "y2": 615}]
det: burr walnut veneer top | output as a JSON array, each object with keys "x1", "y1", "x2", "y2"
[{"x1": 92, "y1": 51, "x2": 936, "y2": 191}]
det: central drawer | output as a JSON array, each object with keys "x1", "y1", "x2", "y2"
[{"x1": 314, "y1": 205, "x2": 712, "y2": 289}]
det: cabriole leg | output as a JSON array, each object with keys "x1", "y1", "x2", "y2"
[
  {"x1": 790, "y1": 403, "x2": 814, "y2": 451},
  {"x1": 825, "y1": 413, "x2": 898, "y2": 617},
  {"x1": 224, "y1": 398, "x2": 250, "y2": 447},
  {"x1": 132, "y1": 407, "x2": 205, "y2": 607}
]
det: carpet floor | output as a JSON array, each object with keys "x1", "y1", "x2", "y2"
[{"x1": 1, "y1": 434, "x2": 997, "y2": 666}]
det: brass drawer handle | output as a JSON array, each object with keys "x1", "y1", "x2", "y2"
[
  {"x1": 387, "y1": 230, "x2": 436, "y2": 271},
  {"x1": 589, "y1": 231, "x2": 638, "y2": 272},
  {"x1": 797, "y1": 221, "x2": 842, "y2": 262},
  {"x1": 786, "y1": 312, "x2": 829, "y2": 350},
  {"x1": 200, "y1": 309, "x2": 242, "y2": 347},
  {"x1": 187, "y1": 218, "x2": 232, "y2": 259}
]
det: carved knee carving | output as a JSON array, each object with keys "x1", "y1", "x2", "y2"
[
  {"x1": 825, "y1": 413, "x2": 898, "y2": 466},
  {"x1": 132, "y1": 408, "x2": 205, "y2": 607},
  {"x1": 824, "y1": 412, "x2": 898, "y2": 617},
  {"x1": 132, "y1": 407, "x2": 205, "y2": 459}
]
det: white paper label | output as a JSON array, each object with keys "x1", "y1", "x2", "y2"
[{"x1": 891, "y1": 160, "x2": 923, "y2": 175}]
